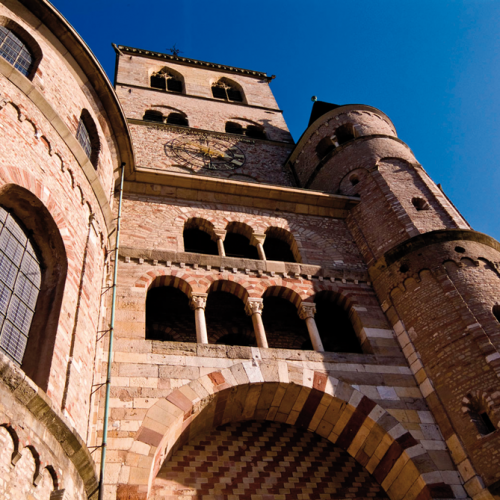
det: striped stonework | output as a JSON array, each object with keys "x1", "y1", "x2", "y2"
[{"x1": 114, "y1": 360, "x2": 458, "y2": 500}]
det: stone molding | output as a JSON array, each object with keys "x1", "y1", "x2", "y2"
[
  {"x1": 123, "y1": 247, "x2": 370, "y2": 285},
  {"x1": 0, "y1": 352, "x2": 98, "y2": 499},
  {"x1": 125, "y1": 173, "x2": 359, "y2": 218}
]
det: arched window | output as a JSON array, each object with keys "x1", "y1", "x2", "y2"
[
  {"x1": 313, "y1": 292, "x2": 362, "y2": 353},
  {"x1": 143, "y1": 110, "x2": 164, "y2": 123},
  {"x1": 183, "y1": 219, "x2": 218, "y2": 255},
  {"x1": 150, "y1": 68, "x2": 183, "y2": 93},
  {"x1": 0, "y1": 25, "x2": 33, "y2": 77},
  {"x1": 412, "y1": 197, "x2": 429, "y2": 211},
  {"x1": 262, "y1": 293, "x2": 311, "y2": 350},
  {"x1": 263, "y1": 227, "x2": 300, "y2": 263},
  {"x1": 463, "y1": 393, "x2": 497, "y2": 436},
  {"x1": 212, "y1": 79, "x2": 244, "y2": 102},
  {"x1": 146, "y1": 286, "x2": 196, "y2": 343},
  {"x1": 166, "y1": 113, "x2": 188, "y2": 126},
  {"x1": 76, "y1": 110, "x2": 100, "y2": 169},
  {"x1": 493, "y1": 305, "x2": 500, "y2": 323},
  {"x1": 224, "y1": 222, "x2": 258, "y2": 260},
  {"x1": 225, "y1": 121, "x2": 266, "y2": 139},
  {"x1": 225, "y1": 122, "x2": 243, "y2": 135},
  {"x1": 316, "y1": 137, "x2": 335, "y2": 158},
  {"x1": 245, "y1": 125, "x2": 266, "y2": 140},
  {"x1": 0, "y1": 186, "x2": 67, "y2": 390},
  {"x1": 0, "y1": 206, "x2": 41, "y2": 364},
  {"x1": 334, "y1": 123, "x2": 356, "y2": 145},
  {"x1": 205, "y1": 283, "x2": 254, "y2": 346}
]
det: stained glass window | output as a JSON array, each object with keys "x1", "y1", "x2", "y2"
[
  {"x1": 0, "y1": 26, "x2": 33, "y2": 77},
  {"x1": 0, "y1": 206, "x2": 41, "y2": 364}
]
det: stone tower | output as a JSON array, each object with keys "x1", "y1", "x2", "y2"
[
  {"x1": 0, "y1": 1, "x2": 499, "y2": 499},
  {"x1": 288, "y1": 100, "x2": 500, "y2": 495}
]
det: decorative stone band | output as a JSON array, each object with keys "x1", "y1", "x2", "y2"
[{"x1": 0, "y1": 352, "x2": 98, "y2": 499}]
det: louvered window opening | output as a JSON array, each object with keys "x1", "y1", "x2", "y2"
[
  {"x1": 76, "y1": 118, "x2": 92, "y2": 160},
  {"x1": 0, "y1": 26, "x2": 33, "y2": 77},
  {"x1": 0, "y1": 206, "x2": 41, "y2": 364},
  {"x1": 167, "y1": 113, "x2": 188, "y2": 126},
  {"x1": 212, "y1": 84, "x2": 243, "y2": 102},
  {"x1": 150, "y1": 73, "x2": 182, "y2": 93}
]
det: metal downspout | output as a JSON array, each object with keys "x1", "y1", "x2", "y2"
[{"x1": 99, "y1": 163, "x2": 125, "y2": 500}]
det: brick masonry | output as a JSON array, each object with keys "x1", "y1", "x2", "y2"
[{"x1": 152, "y1": 420, "x2": 388, "y2": 499}]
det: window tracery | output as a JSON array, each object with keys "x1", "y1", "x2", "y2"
[
  {"x1": 212, "y1": 79, "x2": 243, "y2": 102},
  {"x1": 150, "y1": 69, "x2": 183, "y2": 92}
]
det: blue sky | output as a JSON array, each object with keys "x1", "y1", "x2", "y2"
[{"x1": 51, "y1": 0, "x2": 499, "y2": 240}]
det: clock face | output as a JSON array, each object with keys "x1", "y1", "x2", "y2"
[{"x1": 164, "y1": 134, "x2": 246, "y2": 171}]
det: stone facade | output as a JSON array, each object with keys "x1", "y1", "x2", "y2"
[{"x1": 0, "y1": 1, "x2": 499, "y2": 500}]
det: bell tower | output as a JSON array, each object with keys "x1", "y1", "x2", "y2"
[
  {"x1": 113, "y1": 44, "x2": 294, "y2": 186},
  {"x1": 289, "y1": 101, "x2": 500, "y2": 496}
]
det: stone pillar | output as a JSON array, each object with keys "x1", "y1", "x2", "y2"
[
  {"x1": 299, "y1": 303, "x2": 324, "y2": 352},
  {"x1": 250, "y1": 233, "x2": 267, "y2": 260},
  {"x1": 245, "y1": 298, "x2": 268, "y2": 348},
  {"x1": 190, "y1": 293, "x2": 208, "y2": 344},
  {"x1": 214, "y1": 229, "x2": 226, "y2": 257}
]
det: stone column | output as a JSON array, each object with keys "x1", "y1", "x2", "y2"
[
  {"x1": 214, "y1": 229, "x2": 226, "y2": 257},
  {"x1": 299, "y1": 303, "x2": 324, "y2": 352},
  {"x1": 190, "y1": 293, "x2": 208, "y2": 344},
  {"x1": 245, "y1": 298, "x2": 268, "y2": 348},
  {"x1": 250, "y1": 233, "x2": 267, "y2": 260}
]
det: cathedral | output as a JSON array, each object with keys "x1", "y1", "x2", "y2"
[{"x1": 0, "y1": 0, "x2": 500, "y2": 499}]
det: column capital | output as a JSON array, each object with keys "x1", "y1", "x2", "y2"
[
  {"x1": 213, "y1": 229, "x2": 227, "y2": 240},
  {"x1": 190, "y1": 293, "x2": 208, "y2": 310},
  {"x1": 245, "y1": 298, "x2": 264, "y2": 316},
  {"x1": 250, "y1": 233, "x2": 266, "y2": 247},
  {"x1": 298, "y1": 302, "x2": 316, "y2": 320}
]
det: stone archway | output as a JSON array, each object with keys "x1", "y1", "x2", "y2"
[{"x1": 117, "y1": 360, "x2": 457, "y2": 500}]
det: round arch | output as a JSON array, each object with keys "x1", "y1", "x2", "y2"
[
  {"x1": 262, "y1": 284, "x2": 303, "y2": 309},
  {"x1": 207, "y1": 279, "x2": 249, "y2": 303},
  {"x1": 118, "y1": 360, "x2": 455, "y2": 500},
  {"x1": 264, "y1": 226, "x2": 301, "y2": 263},
  {"x1": 0, "y1": 183, "x2": 67, "y2": 390},
  {"x1": 135, "y1": 270, "x2": 198, "y2": 295}
]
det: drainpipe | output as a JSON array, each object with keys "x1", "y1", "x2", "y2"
[{"x1": 99, "y1": 163, "x2": 125, "y2": 500}]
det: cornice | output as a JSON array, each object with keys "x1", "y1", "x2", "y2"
[
  {"x1": 127, "y1": 118, "x2": 293, "y2": 147},
  {"x1": 372, "y1": 229, "x2": 500, "y2": 276},
  {"x1": 117, "y1": 82, "x2": 283, "y2": 113},
  {"x1": 125, "y1": 169, "x2": 359, "y2": 218},
  {"x1": 115, "y1": 45, "x2": 270, "y2": 79}
]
